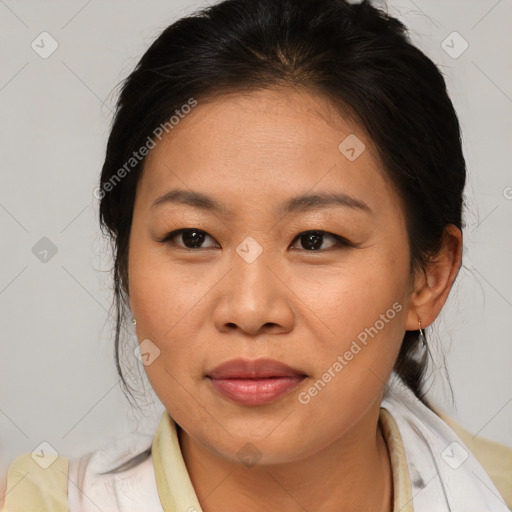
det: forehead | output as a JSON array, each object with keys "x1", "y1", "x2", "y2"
[{"x1": 138, "y1": 87, "x2": 396, "y2": 215}]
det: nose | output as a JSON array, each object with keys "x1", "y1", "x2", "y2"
[{"x1": 211, "y1": 249, "x2": 294, "y2": 337}]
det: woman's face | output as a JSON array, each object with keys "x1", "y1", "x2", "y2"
[{"x1": 128, "y1": 87, "x2": 414, "y2": 464}]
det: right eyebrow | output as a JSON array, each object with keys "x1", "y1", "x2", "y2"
[{"x1": 151, "y1": 189, "x2": 232, "y2": 215}]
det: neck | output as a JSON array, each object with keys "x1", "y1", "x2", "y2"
[{"x1": 178, "y1": 405, "x2": 393, "y2": 512}]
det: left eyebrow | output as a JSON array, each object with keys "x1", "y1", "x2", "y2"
[{"x1": 279, "y1": 191, "x2": 371, "y2": 215}]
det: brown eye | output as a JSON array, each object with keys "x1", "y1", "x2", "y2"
[
  {"x1": 290, "y1": 230, "x2": 353, "y2": 251},
  {"x1": 160, "y1": 229, "x2": 219, "y2": 249}
]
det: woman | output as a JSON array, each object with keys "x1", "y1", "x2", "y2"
[{"x1": 1, "y1": 0, "x2": 510, "y2": 510}]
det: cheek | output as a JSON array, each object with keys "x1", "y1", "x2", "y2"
[
  {"x1": 289, "y1": 247, "x2": 409, "y2": 403},
  {"x1": 127, "y1": 234, "x2": 224, "y2": 403},
  {"x1": 290, "y1": 246, "x2": 409, "y2": 339},
  {"x1": 128, "y1": 233, "x2": 208, "y2": 339},
  {"x1": 292, "y1": 279, "x2": 407, "y2": 439},
  {"x1": 127, "y1": 246, "x2": 204, "y2": 415}
]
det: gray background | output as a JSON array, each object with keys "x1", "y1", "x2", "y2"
[{"x1": 1, "y1": 0, "x2": 511, "y2": 477}]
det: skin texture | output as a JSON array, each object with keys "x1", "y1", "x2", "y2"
[{"x1": 128, "y1": 87, "x2": 462, "y2": 512}]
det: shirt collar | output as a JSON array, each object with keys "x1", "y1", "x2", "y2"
[{"x1": 152, "y1": 408, "x2": 413, "y2": 511}]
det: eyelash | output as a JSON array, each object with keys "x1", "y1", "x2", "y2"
[{"x1": 158, "y1": 228, "x2": 357, "y2": 252}]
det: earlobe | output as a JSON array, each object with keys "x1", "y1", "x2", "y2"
[{"x1": 405, "y1": 224, "x2": 463, "y2": 330}]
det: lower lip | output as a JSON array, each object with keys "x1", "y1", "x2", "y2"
[{"x1": 208, "y1": 376, "x2": 306, "y2": 406}]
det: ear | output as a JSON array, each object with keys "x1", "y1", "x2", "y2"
[{"x1": 405, "y1": 224, "x2": 463, "y2": 330}]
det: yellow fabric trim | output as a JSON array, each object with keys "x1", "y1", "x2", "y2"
[
  {"x1": 1, "y1": 453, "x2": 68, "y2": 512},
  {"x1": 152, "y1": 410, "x2": 202, "y2": 512},
  {"x1": 153, "y1": 408, "x2": 414, "y2": 512},
  {"x1": 379, "y1": 408, "x2": 414, "y2": 512}
]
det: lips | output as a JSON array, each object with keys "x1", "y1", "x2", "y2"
[{"x1": 206, "y1": 358, "x2": 307, "y2": 406}]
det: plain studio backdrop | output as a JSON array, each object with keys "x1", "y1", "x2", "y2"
[{"x1": 0, "y1": 0, "x2": 511, "y2": 477}]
